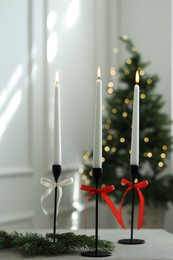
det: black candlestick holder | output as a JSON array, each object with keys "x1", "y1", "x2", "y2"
[
  {"x1": 81, "y1": 168, "x2": 111, "y2": 257},
  {"x1": 118, "y1": 165, "x2": 145, "y2": 245},
  {"x1": 52, "y1": 164, "x2": 61, "y2": 236}
]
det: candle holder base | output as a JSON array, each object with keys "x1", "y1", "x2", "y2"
[
  {"x1": 118, "y1": 238, "x2": 145, "y2": 245},
  {"x1": 81, "y1": 251, "x2": 111, "y2": 257}
]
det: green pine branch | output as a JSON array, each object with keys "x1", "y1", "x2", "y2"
[{"x1": 0, "y1": 230, "x2": 115, "y2": 257}]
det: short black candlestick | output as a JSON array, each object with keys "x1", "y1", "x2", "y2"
[
  {"x1": 81, "y1": 168, "x2": 111, "y2": 257},
  {"x1": 118, "y1": 165, "x2": 145, "y2": 245},
  {"x1": 52, "y1": 164, "x2": 61, "y2": 236}
]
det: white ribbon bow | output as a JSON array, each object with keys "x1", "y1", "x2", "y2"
[{"x1": 40, "y1": 177, "x2": 74, "y2": 216}]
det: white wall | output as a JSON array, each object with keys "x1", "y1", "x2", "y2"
[
  {"x1": 0, "y1": 0, "x2": 172, "y2": 231},
  {"x1": 0, "y1": 0, "x2": 35, "y2": 229},
  {"x1": 118, "y1": 0, "x2": 171, "y2": 114}
]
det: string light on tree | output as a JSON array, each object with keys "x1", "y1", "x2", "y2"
[
  {"x1": 111, "y1": 147, "x2": 117, "y2": 153},
  {"x1": 158, "y1": 162, "x2": 164, "y2": 168},
  {"x1": 162, "y1": 145, "x2": 168, "y2": 151},
  {"x1": 120, "y1": 137, "x2": 126, "y2": 143},
  {"x1": 124, "y1": 98, "x2": 130, "y2": 104},
  {"x1": 106, "y1": 119, "x2": 111, "y2": 124},
  {"x1": 112, "y1": 108, "x2": 117, "y2": 114},
  {"x1": 131, "y1": 47, "x2": 137, "y2": 53},
  {"x1": 122, "y1": 34, "x2": 128, "y2": 40},
  {"x1": 147, "y1": 152, "x2": 153, "y2": 158},
  {"x1": 82, "y1": 175, "x2": 87, "y2": 181},
  {"x1": 110, "y1": 67, "x2": 116, "y2": 76},
  {"x1": 144, "y1": 137, "x2": 149, "y2": 142},
  {"x1": 140, "y1": 93, "x2": 146, "y2": 99},
  {"x1": 144, "y1": 152, "x2": 148, "y2": 157},
  {"x1": 122, "y1": 112, "x2": 128, "y2": 118},
  {"x1": 126, "y1": 59, "x2": 132, "y2": 65},
  {"x1": 113, "y1": 47, "x2": 119, "y2": 53},
  {"x1": 83, "y1": 154, "x2": 89, "y2": 161},
  {"x1": 124, "y1": 69, "x2": 130, "y2": 75},
  {"x1": 104, "y1": 124, "x2": 110, "y2": 130},
  {"x1": 108, "y1": 82, "x2": 114, "y2": 88},
  {"x1": 102, "y1": 157, "x2": 106, "y2": 162},
  {"x1": 79, "y1": 168, "x2": 84, "y2": 174},
  {"x1": 107, "y1": 135, "x2": 113, "y2": 140},
  {"x1": 104, "y1": 146, "x2": 110, "y2": 152},
  {"x1": 89, "y1": 171, "x2": 92, "y2": 176},
  {"x1": 85, "y1": 179, "x2": 90, "y2": 185},
  {"x1": 102, "y1": 139, "x2": 106, "y2": 145},
  {"x1": 160, "y1": 153, "x2": 166, "y2": 158},
  {"x1": 108, "y1": 88, "x2": 113, "y2": 94},
  {"x1": 147, "y1": 79, "x2": 152, "y2": 85},
  {"x1": 139, "y1": 70, "x2": 145, "y2": 76}
]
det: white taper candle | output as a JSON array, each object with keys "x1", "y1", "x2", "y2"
[
  {"x1": 130, "y1": 71, "x2": 140, "y2": 165},
  {"x1": 54, "y1": 72, "x2": 62, "y2": 165},
  {"x1": 93, "y1": 67, "x2": 102, "y2": 168}
]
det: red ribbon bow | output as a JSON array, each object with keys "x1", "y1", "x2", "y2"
[
  {"x1": 80, "y1": 184, "x2": 125, "y2": 229},
  {"x1": 120, "y1": 178, "x2": 149, "y2": 229}
]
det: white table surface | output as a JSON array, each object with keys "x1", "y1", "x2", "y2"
[{"x1": 1, "y1": 229, "x2": 173, "y2": 259}]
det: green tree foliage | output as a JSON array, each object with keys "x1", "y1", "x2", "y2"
[{"x1": 81, "y1": 36, "x2": 173, "y2": 208}]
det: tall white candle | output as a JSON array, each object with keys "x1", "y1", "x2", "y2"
[
  {"x1": 93, "y1": 67, "x2": 102, "y2": 168},
  {"x1": 54, "y1": 72, "x2": 62, "y2": 165},
  {"x1": 130, "y1": 71, "x2": 140, "y2": 165}
]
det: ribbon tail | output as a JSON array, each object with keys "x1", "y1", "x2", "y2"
[
  {"x1": 101, "y1": 193, "x2": 125, "y2": 229},
  {"x1": 56, "y1": 186, "x2": 63, "y2": 218},
  {"x1": 41, "y1": 185, "x2": 55, "y2": 215},
  {"x1": 41, "y1": 194, "x2": 48, "y2": 215},
  {"x1": 119, "y1": 186, "x2": 132, "y2": 229},
  {"x1": 136, "y1": 188, "x2": 145, "y2": 229}
]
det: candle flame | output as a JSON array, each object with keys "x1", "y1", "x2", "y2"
[
  {"x1": 55, "y1": 72, "x2": 59, "y2": 86},
  {"x1": 97, "y1": 67, "x2": 101, "y2": 79},
  {"x1": 135, "y1": 71, "x2": 140, "y2": 84}
]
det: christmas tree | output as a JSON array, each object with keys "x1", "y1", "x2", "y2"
[{"x1": 80, "y1": 35, "x2": 173, "y2": 208}]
